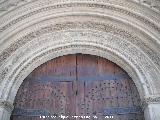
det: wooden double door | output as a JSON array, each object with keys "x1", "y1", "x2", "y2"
[{"x1": 11, "y1": 54, "x2": 144, "y2": 120}]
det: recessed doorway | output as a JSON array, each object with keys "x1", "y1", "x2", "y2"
[{"x1": 10, "y1": 54, "x2": 144, "y2": 120}]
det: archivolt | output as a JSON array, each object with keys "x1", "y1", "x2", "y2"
[
  {"x1": 0, "y1": 27, "x2": 159, "y2": 101},
  {"x1": 0, "y1": 0, "x2": 160, "y2": 115}
]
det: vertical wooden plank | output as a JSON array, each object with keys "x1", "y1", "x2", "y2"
[
  {"x1": 75, "y1": 80, "x2": 85, "y2": 120},
  {"x1": 76, "y1": 54, "x2": 100, "y2": 119}
]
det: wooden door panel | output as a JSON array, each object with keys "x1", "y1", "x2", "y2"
[
  {"x1": 76, "y1": 80, "x2": 85, "y2": 118},
  {"x1": 30, "y1": 54, "x2": 77, "y2": 81},
  {"x1": 11, "y1": 54, "x2": 144, "y2": 120},
  {"x1": 11, "y1": 81, "x2": 75, "y2": 120}
]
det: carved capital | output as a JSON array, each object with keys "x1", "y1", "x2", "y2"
[
  {"x1": 0, "y1": 99, "x2": 14, "y2": 113},
  {"x1": 142, "y1": 96, "x2": 160, "y2": 109}
]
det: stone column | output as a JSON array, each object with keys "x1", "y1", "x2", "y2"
[
  {"x1": 143, "y1": 97, "x2": 160, "y2": 120},
  {"x1": 0, "y1": 99, "x2": 14, "y2": 120},
  {"x1": 144, "y1": 103, "x2": 160, "y2": 120}
]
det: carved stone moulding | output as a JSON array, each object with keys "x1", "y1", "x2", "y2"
[
  {"x1": 0, "y1": 2, "x2": 160, "y2": 32},
  {"x1": 0, "y1": 15, "x2": 160, "y2": 68},
  {"x1": 0, "y1": 2, "x2": 159, "y2": 71},
  {"x1": 144, "y1": 97, "x2": 160, "y2": 104},
  {"x1": 0, "y1": 29, "x2": 159, "y2": 105},
  {"x1": 0, "y1": 1, "x2": 159, "y2": 72},
  {"x1": 0, "y1": 1, "x2": 159, "y2": 120},
  {"x1": 0, "y1": 99, "x2": 13, "y2": 113},
  {"x1": 0, "y1": 0, "x2": 159, "y2": 39},
  {"x1": 0, "y1": 20, "x2": 159, "y2": 94},
  {"x1": 142, "y1": 96, "x2": 160, "y2": 109},
  {"x1": 0, "y1": 16, "x2": 159, "y2": 97},
  {"x1": 0, "y1": 25, "x2": 159, "y2": 120},
  {"x1": 3, "y1": 44, "x2": 145, "y2": 102},
  {"x1": 0, "y1": 0, "x2": 159, "y2": 15}
]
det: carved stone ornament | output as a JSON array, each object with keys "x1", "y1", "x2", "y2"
[
  {"x1": 0, "y1": 2, "x2": 160, "y2": 34},
  {"x1": 0, "y1": 1, "x2": 160, "y2": 119},
  {"x1": 145, "y1": 97, "x2": 160, "y2": 103},
  {"x1": 0, "y1": 0, "x2": 32, "y2": 11},
  {"x1": 0, "y1": 28, "x2": 159, "y2": 102},
  {"x1": 0, "y1": 1, "x2": 159, "y2": 71},
  {"x1": 0, "y1": 99, "x2": 14, "y2": 113},
  {"x1": 0, "y1": 20, "x2": 160, "y2": 68},
  {"x1": 142, "y1": 96, "x2": 160, "y2": 109},
  {"x1": 0, "y1": 0, "x2": 159, "y2": 13}
]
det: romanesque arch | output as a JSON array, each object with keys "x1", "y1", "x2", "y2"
[{"x1": 0, "y1": 0, "x2": 160, "y2": 120}]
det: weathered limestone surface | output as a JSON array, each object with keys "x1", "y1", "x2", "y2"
[
  {"x1": 0, "y1": 0, "x2": 160, "y2": 120},
  {"x1": 144, "y1": 103, "x2": 160, "y2": 120},
  {"x1": 0, "y1": 99, "x2": 13, "y2": 120}
]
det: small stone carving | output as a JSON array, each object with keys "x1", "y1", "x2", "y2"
[
  {"x1": 0, "y1": 0, "x2": 31, "y2": 11},
  {"x1": 142, "y1": 96, "x2": 160, "y2": 108},
  {"x1": 140, "y1": 0, "x2": 160, "y2": 11},
  {"x1": 0, "y1": 99, "x2": 14, "y2": 113},
  {"x1": 145, "y1": 97, "x2": 160, "y2": 103}
]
